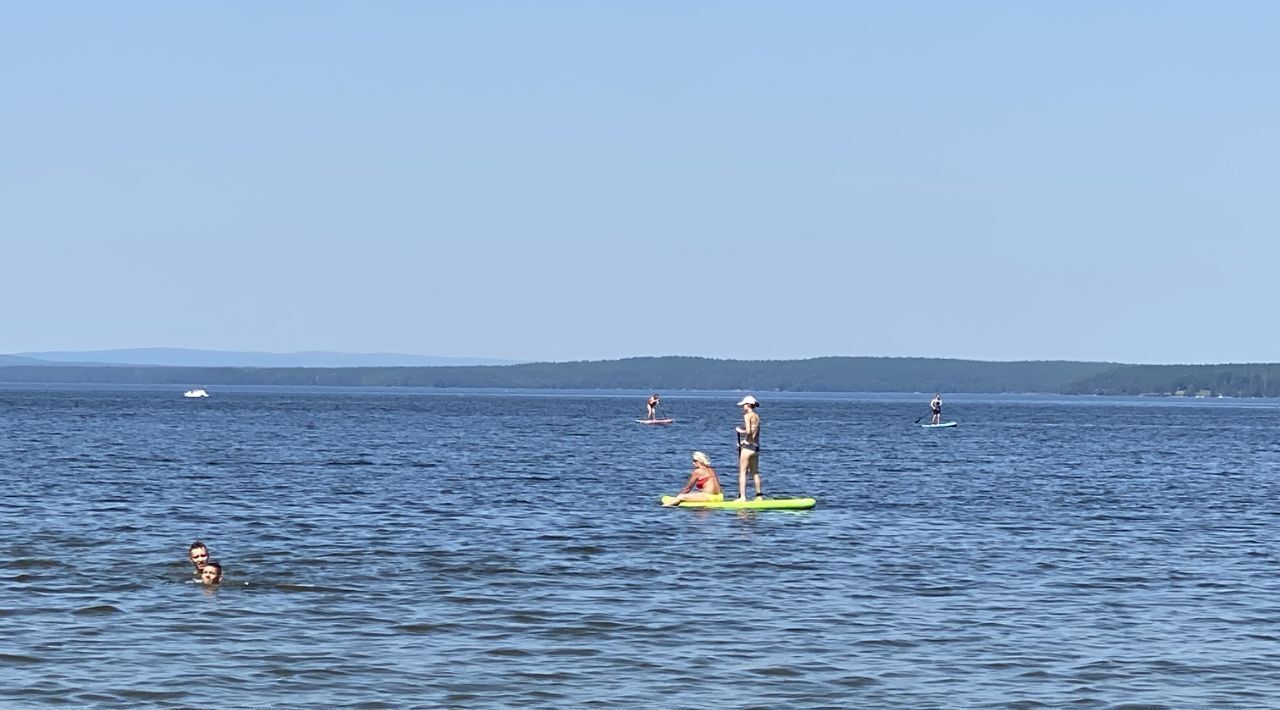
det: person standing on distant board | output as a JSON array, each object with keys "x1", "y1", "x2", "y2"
[
  {"x1": 735, "y1": 396, "x2": 762, "y2": 501},
  {"x1": 647, "y1": 393, "x2": 661, "y2": 421},
  {"x1": 930, "y1": 393, "x2": 943, "y2": 425}
]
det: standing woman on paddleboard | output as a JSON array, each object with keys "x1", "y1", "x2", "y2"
[
  {"x1": 930, "y1": 393, "x2": 943, "y2": 425},
  {"x1": 735, "y1": 396, "x2": 762, "y2": 501},
  {"x1": 646, "y1": 393, "x2": 661, "y2": 421},
  {"x1": 663, "y1": 451, "x2": 723, "y2": 506}
]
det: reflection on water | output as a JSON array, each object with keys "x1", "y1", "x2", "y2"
[{"x1": 2, "y1": 387, "x2": 1279, "y2": 706}]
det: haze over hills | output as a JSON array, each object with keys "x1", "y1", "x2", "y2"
[
  {"x1": 9, "y1": 348, "x2": 521, "y2": 368},
  {"x1": 0, "y1": 354, "x2": 51, "y2": 366},
  {"x1": 4, "y1": 352, "x2": 1280, "y2": 396}
]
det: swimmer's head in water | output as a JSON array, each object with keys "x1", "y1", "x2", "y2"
[
  {"x1": 189, "y1": 541, "x2": 209, "y2": 570},
  {"x1": 201, "y1": 561, "x2": 222, "y2": 585}
]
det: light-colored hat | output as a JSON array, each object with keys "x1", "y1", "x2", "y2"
[
  {"x1": 692, "y1": 451, "x2": 710, "y2": 466},
  {"x1": 736, "y1": 395, "x2": 759, "y2": 407}
]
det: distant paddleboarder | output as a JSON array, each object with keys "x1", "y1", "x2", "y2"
[
  {"x1": 646, "y1": 393, "x2": 661, "y2": 421},
  {"x1": 930, "y1": 393, "x2": 943, "y2": 425}
]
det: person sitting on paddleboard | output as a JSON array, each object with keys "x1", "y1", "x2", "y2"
[
  {"x1": 663, "y1": 451, "x2": 723, "y2": 506},
  {"x1": 930, "y1": 393, "x2": 943, "y2": 425},
  {"x1": 647, "y1": 393, "x2": 661, "y2": 420},
  {"x1": 735, "y1": 395, "x2": 762, "y2": 501}
]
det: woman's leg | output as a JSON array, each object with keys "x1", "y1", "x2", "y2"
[
  {"x1": 665, "y1": 491, "x2": 719, "y2": 506},
  {"x1": 748, "y1": 452, "x2": 762, "y2": 498}
]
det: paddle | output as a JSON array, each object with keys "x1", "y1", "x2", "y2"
[
  {"x1": 913, "y1": 412, "x2": 931, "y2": 424},
  {"x1": 662, "y1": 399, "x2": 680, "y2": 421}
]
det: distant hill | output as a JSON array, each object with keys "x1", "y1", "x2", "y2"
[
  {"x1": 0, "y1": 355, "x2": 1115, "y2": 393},
  {"x1": 3, "y1": 355, "x2": 1276, "y2": 395},
  {"x1": 0, "y1": 354, "x2": 50, "y2": 366},
  {"x1": 11, "y1": 348, "x2": 519, "y2": 368},
  {"x1": 1062, "y1": 362, "x2": 1280, "y2": 397}
]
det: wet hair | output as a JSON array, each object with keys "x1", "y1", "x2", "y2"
[{"x1": 189, "y1": 540, "x2": 207, "y2": 553}]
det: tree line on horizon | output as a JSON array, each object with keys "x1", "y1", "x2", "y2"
[{"x1": 4, "y1": 356, "x2": 1280, "y2": 396}]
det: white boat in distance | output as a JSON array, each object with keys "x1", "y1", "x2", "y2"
[{"x1": 183, "y1": 388, "x2": 209, "y2": 398}]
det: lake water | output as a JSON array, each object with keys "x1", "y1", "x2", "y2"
[{"x1": 2, "y1": 386, "x2": 1279, "y2": 707}]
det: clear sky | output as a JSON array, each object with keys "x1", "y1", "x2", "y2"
[{"x1": 3, "y1": 2, "x2": 1276, "y2": 364}]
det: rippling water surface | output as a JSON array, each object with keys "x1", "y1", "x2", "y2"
[{"x1": 3, "y1": 386, "x2": 1280, "y2": 707}]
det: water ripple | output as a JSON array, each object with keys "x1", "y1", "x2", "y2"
[{"x1": 3, "y1": 388, "x2": 1280, "y2": 706}]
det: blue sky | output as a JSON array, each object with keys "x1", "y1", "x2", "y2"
[{"x1": 3, "y1": 2, "x2": 1276, "y2": 364}]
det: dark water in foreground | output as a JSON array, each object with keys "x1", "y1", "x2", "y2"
[{"x1": 2, "y1": 386, "x2": 1280, "y2": 708}]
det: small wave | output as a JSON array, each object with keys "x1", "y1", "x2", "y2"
[
  {"x1": 110, "y1": 689, "x2": 189, "y2": 702},
  {"x1": 268, "y1": 583, "x2": 354, "y2": 593},
  {"x1": 545, "y1": 647, "x2": 601, "y2": 657},
  {"x1": 830, "y1": 675, "x2": 879, "y2": 688},
  {"x1": 505, "y1": 611, "x2": 552, "y2": 624},
  {"x1": 8, "y1": 558, "x2": 64, "y2": 570},
  {"x1": 747, "y1": 665, "x2": 804, "y2": 678},
  {"x1": 485, "y1": 647, "x2": 533, "y2": 658},
  {"x1": 515, "y1": 670, "x2": 580, "y2": 682},
  {"x1": 0, "y1": 653, "x2": 45, "y2": 664},
  {"x1": 72, "y1": 605, "x2": 122, "y2": 616},
  {"x1": 393, "y1": 622, "x2": 459, "y2": 634},
  {"x1": 260, "y1": 666, "x2": 356, "y2": 680},
  {"x1": 855, "y1": 638, "x2": 919, "y2": 648}
]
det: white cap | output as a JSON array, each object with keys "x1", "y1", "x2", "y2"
[{"x1": 736, "y1": 395, "x2": 759, "y2": 407}]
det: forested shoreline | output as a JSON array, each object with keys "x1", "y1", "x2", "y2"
[{"x1": 4, "y1": 356, "x2": 1280, "y2": 397}]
